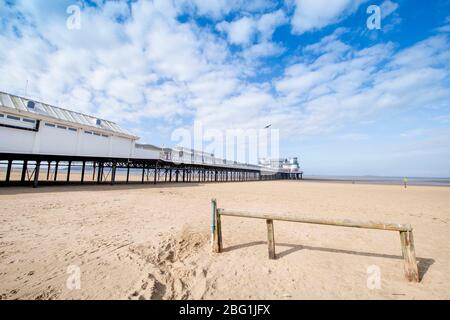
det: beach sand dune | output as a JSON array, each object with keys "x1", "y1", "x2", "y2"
[{"x1": 0, "y1": 181, "x2": 449, "y2": 299}]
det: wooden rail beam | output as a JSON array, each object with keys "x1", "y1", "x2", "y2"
[{"x1": 217, "y1": 209, "x2": 412, "y2": 232}]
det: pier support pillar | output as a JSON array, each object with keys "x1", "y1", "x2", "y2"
[
  {"x1": 111, "y1": 162, "x2": 117, "y2": 185},
  {"x1": 97, "y1": 163, "x2": 103, "y2": 184},
  {"x1": 5, "y1": 160, "x2": 12, "y2": 182},
  {"x1": 54, "y1": 161, "x2": 59, "y2": 181},
  {"x1": 21, "y1": 160, "x2": 28, "y2": 183},
  {"x1": 46, "y1": 161, "x2": 51, "y2": 180},
  {"x1": 67, "y1": 161, "x2": 72, "y2": 182},
  {"x1": 81, "y1": 161, "x2": 86, "y2": 183},
  {"x1": 33, "y1": 161, "x2": 41, "y2": 188}
]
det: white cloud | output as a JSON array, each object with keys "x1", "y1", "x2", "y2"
[
  {"x1": 243, "y1": 41, "x2": 285, "y2": 60},
  {"x1": 438, "y1": 25, "x2": 450, "y2": 33},
  {"x1": 273, "y1": 33, "x2": 450, "y2": 135},
  {"x1": 0, "y1": 0, "x2": 449, "y2": 154},
  {"x1": 291, "y1": 0, "x2": 366, "y2": 34},
  {"x1": 380, "y1": 0, "x2": 399, "y2": 19},
  {"x1": 217, "y1": 16, "x2": 256, "y2": 45},
  {"x1": 256, "y1": 9, "x2": 288, "y2": 39},
  {"x1": 216, "y1": 9, "x2": 287, "y2": 46},
  {"x1": 178, "y1": 0, "x2": 275, "y2": 20},
  {"x1": 437, "y1": 16, "x2": 450, "y2": 33}
]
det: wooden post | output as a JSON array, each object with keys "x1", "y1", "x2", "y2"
[
  {"x1": 126, "y1": 164, "x2": 130, "y2": 183},
  {"x1": 141, "y1": 165, "x2": 145, "y2": 184},
  {"x1": 154, "y1": 163, "x2": 158, "y2": 184},
  {"x1": 212, "y1": 199, "x2": 222, "y2": 253},
  {"x1": 266, "y1": 219, "x2": 276, "y2": 259},
  {"x1": 399, "y1": 230, "x2": 419, "y2": 282}
]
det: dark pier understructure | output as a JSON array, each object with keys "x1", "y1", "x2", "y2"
[{"x1": 0, "y1": 153, "x2": 303, "y2": 188}]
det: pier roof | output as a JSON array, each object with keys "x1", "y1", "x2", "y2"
[{"x1": 0, "y1": 91, "x2": 138, "y2": 140}]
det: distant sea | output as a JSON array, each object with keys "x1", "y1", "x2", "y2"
[{"x1": 302, "y1": 175, "x2": 450, "y2": 187}]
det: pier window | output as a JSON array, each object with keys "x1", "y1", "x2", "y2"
[
  {"x1": 84, "y1": 131, "x2": 93, "y2": 135},
  {"x1": 45, "y1": 123, "x2": 56, "y2": 128},
  {"x1": 57, "y1": 125, "x2": 67, "y2": 130},
  {"x1": 22, "y1": 118, "x2": 36, "y2": 124},
  {"x1": 68, "y1": 128, "x2": 77, "y2": 132},
  {"x1": 7, "y1": 115, "x2": 20, "y2": 121},
  {"x1": 0, "y1": 113, "x2": 4, "y2": 117}
]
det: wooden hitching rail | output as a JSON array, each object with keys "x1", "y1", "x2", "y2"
[{"x1": 211, "y1": 199, "x2": 419, "y2": 282}]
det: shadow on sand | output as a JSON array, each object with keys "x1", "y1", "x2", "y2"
[
  {"x1": 0, "y1": 181, "x2": 208, "y2": 195},
  {"x1": 223, "y1": 241, "x2": 434, "y2": 281}
]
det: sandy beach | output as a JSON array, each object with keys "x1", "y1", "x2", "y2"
[{"x1": 1, "y1": 180, "x2": 450, "y2": 300}]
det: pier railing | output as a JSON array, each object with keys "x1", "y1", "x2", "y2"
[{"x1": 211, "y1": 199, "x2": 419, "y2": 282}]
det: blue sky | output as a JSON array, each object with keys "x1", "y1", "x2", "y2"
[{"x1": 1, "y1": 0, "x2": 450, "y2": 177}]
